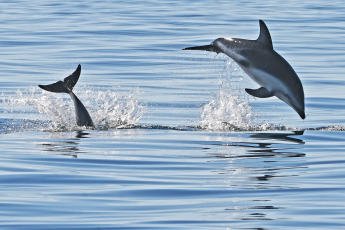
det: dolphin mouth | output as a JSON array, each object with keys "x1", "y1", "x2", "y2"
[{"x1": 183, "y1": 45, "x2": 221, "y2": 53}]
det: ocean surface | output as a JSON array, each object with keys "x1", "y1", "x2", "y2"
[{"x1": 1, "y1": 0, "x2": 345, "y2": 229}]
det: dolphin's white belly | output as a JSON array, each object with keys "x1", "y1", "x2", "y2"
[{"x1": 242, "y1": 67, "x2": 289, "y2": 96}]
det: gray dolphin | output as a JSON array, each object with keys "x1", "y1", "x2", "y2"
[
  {"x1": 38, "y1": 64, "x2": 94, "y2": 127},
  {"x1": 183, "y1": 20, "x2": 305, "y2": 119}
]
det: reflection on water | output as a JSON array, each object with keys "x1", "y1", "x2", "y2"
[
  {"x1": 75, "y1": 131, "x2": 90, "y2": 139},
  {"x1": 40, "y1": 131, "x2": 90, "y2": 157},
  {"x1": 1, "y1": 128, "x2": 345, "y2": 229},
  {"x1": 215, "y1": 131, "x2": 307, "y2": 223},
  {"x1": 212, "y1": 131, "x2": 305, "y2": 158},
  {"x1": 249, "y1": 131, "x2": 305, "y2": 144},
  {"x1": 247, "y1": 131, "x2": 306, "y2": 158}
]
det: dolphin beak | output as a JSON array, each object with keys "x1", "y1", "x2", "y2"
[{"x1": 183, "y1": 45, "x2": 220, "y2": 53}]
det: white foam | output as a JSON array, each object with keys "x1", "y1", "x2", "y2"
[
  {"x1": 200, "y1": 83, "x2": 254, "y2": 131},
  {"x1": 80, "y1": 87, "x2": 145, "y2": 130},
  {"x1": 3, "y1": 87, "x2": 145, "y2": 132}
]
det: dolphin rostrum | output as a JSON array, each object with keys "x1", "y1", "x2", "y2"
[
  {"x1": 38, "y1": 64, "x2": 94, "y2": 127},
  {"x1": 183, "y1": 20, "x2": 305, "y2": 119}
]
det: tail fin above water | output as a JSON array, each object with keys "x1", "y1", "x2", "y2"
[{"x1": 38, "y1": 64, "x2": 81, "y2": 93}]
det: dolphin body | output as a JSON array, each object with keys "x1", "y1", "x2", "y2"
[
  {"x1": 183, "y1": 20, "x2": 305, "y2": 119},
  {"x1": 38, "y1": 64, "x2": 94, "y2": 127}
]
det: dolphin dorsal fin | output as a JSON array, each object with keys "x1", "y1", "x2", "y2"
[{"x1": 257, "y1": 20, "x2": 273, "y2": 49}]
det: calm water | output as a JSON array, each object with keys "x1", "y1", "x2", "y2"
[{"x1": 1, "y1": 0, "x2": 345, "y2": 229}]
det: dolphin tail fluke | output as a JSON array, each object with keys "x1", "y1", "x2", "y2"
[
  {"x1": 39, "y1": 81, "x2": 69, "y2": 93},
  {"x1": 38, "y1": 64, "x2": 81, "y2": 93}
]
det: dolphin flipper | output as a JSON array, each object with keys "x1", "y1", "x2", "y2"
[{"x1": 245, "y1": 87, "x2": 273, "y2": 98}]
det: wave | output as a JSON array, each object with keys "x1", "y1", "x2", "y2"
[
  {"x1": 126, "y1": 124, "x2": 345, "y2": 132},
  {"x1": 1, "y1": 117, "x2": 344, "y2": 134}
]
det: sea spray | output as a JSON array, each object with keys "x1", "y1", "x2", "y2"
[
  {"x1": 80, "y1": 87, "x2": 145, "y2": 129},
  {"x1": 200, "y1": 83, "x2": 254, "y2": 131},
  {"x1": 200, "y1": 58, "x2": 254, "y2": 131},
  {"x1": 199, "y1": 59, "x2": 290, "y2": 132},
  {"x1": 4, "y1": 88, "x2": 74, "y2": 130},
  {"x1": 2, "y1": 86, "x2": 145, "y2": 131}
]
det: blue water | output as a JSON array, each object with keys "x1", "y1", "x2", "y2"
[{"x1": 1, "y1": 0, "x2": 345, "y2": 229}]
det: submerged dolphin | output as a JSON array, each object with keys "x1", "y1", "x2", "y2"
[
  {"x1": 183, "y1": 20, "x2": 305, "y2": 119},
  {"x1": 38, "y1": 64, "x2": 94, "y2": 127}
]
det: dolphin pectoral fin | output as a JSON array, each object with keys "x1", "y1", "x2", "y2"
[{"x1": 245, "y1": 87, "x2": 273, "y2": 98}]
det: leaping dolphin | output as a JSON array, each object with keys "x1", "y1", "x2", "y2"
[
  {"x1": 183, "y1": 20, "x2": 305, "y2": 119},
  {"x1": 38, "y1": 64, "x2": 94, "y2": 127}
]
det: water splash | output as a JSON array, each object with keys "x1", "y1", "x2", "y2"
[
  {"x1": 199, "y1": 59, "x2": 301, "y2": 132},
  {"x1": 200, "y1": 58, "x2": 255, "y2": 131},
  {"x1": 200, "y1": 83, "x2": 254, "y2": 131},
  {"x1": 81, "y1": 87, "x2": 145, "y2": 130},
  {"x1": 2, "y1": 86, "x2": 145, "y2": 132}
]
